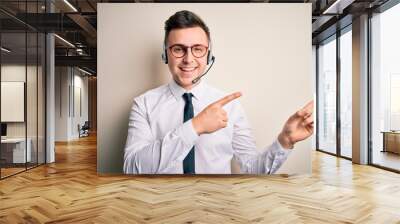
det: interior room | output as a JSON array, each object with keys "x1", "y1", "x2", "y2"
[{"x1": 0, "y1": 0, "x2": 399, "y2": 223}]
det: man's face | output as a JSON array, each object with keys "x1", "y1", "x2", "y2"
[{"x1": 166, "y1": 27, "x2": 209, "y2": 90}]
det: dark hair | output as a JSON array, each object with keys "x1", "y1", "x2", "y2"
[{"x1": 164, "y1": 10, "x2": 210, "y2": 45}]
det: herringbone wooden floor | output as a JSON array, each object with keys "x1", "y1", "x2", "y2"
[{"x1": 1, "y1": 134, "x2": 400, "y2": 224}]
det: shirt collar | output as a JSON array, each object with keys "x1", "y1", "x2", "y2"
[{"x1": 168, "y1": 79, "x2": 206, "y2": 101}]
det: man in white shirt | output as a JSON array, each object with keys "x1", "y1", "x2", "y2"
[{"x1": 123, "y1": 10, "x2": 314, "y2": 174}]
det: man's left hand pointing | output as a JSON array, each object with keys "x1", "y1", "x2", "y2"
[{"x1": 278, "y1": 100, "x2": 314, "y2": 149}]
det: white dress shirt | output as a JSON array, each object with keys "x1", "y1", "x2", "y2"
[{"x1": 123, "y1": 80, "x2": 291, "y2": 174}]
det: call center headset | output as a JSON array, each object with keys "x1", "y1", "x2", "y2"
[{"x1": 161, "y1": 38, "x2": 216, "y2": 84}]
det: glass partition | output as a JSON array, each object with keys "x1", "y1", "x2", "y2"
[
  {"x1": 371, "y1": 3, "x2": 400, "y2": 171},
  {"x1": 339, "y1": 28, "x2": 352, "y2": 158},
  {"x1": 1, "y1": 31, "x2": 28, "y2": 177},
  {"x1": 317, "y1": 36, "x2": 337, "y2": 155},
  {"x1": 27, "y1": 31, "x2": 38, "y2": 169},
  {"x1": 0, "y1": 1, "x2": 46, "y2": 179}
]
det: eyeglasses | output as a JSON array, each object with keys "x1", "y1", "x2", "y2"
[{"x1": 168, "y1": 44, "x2": 208, "y2": 58}]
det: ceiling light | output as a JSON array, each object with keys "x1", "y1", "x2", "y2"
[
  {"x1": 54, "y1": 34, "x2": 75, "y2": 48},
  {"x1": 323, "y1": 0, "x2": 354, "y2": 14},
  {"x1": 63, "y1": 0, "x2": 78, "y2": 12},
  {"x1": 1, "y1": 47, "x2": 11, "y2": 53},
  {"x1": 78, "y1": 67, "x2": 93, "y2": 76}
]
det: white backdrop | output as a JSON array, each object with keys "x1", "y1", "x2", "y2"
[{"x1": 98, "y1": 3, "x2": 313, "y2": 174}]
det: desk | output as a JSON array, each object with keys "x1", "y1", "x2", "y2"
[
  {"x1": 381, "y1": 131, "x2": 400, "y2": 154},
  {"x1": 1, "y1": 138, "x2": 31, "y2": 163}
]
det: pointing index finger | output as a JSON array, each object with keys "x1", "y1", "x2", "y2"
[
  {"x1": 215, "y1": 92, "x2": 242, "y2": 106},
  {"x1": 299, "y1": 100, "x2": 314, "y2": 117}
]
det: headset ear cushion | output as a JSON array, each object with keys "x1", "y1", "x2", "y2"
[
  {"x1": 207, "y1": 51, "x2": 211, "y2": 65},
  {"x1": 162, "y1": 43, "x2": 168, "y2": 64},
  {"x1": 162, "y1": 49, "x2": 168, "y2": 64}
]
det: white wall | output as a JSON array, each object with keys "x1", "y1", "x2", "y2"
[
  {"x1": 55, "y1": 67, "x2": 69, "y2": 141},
  {"x1": 55, "y1": 67, "x2": 89, "y2": 141},
  {"x1": 98, "y1": 3, "x2": 313, "y2": 174},
  {"x1": 72, "y1": 72, "x2": 89, "y2": 138}
]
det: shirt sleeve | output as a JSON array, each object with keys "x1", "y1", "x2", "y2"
[
  {"x1": 231, "y1": 102, "x2": 292, "y2": 174},
  {"x1": 123, "y1": 97, "x2": 199, "y2": 174}
]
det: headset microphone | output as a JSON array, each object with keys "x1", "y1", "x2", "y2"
[{"x1": 191, "y1": 56, "x2": 215, "y2": 84}]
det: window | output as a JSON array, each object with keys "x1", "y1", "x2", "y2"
[
  {"x1": 371, "y1": 2, "x2": 400, "y2": 171},
  {"x1": 317, "y1": 36, "x2": 337, "y2": 154},
  {"x1": 339, "y1": 28, "x2": 352, "y2": 158}
]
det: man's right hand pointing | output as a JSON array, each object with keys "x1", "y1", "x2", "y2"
[{"x1": 192, "y1": 92, "x2": 242, "y2": 135}]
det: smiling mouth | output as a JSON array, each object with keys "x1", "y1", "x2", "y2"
[{"x1": 179, "y1": 67, "x2": 197, "y2": 72}]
